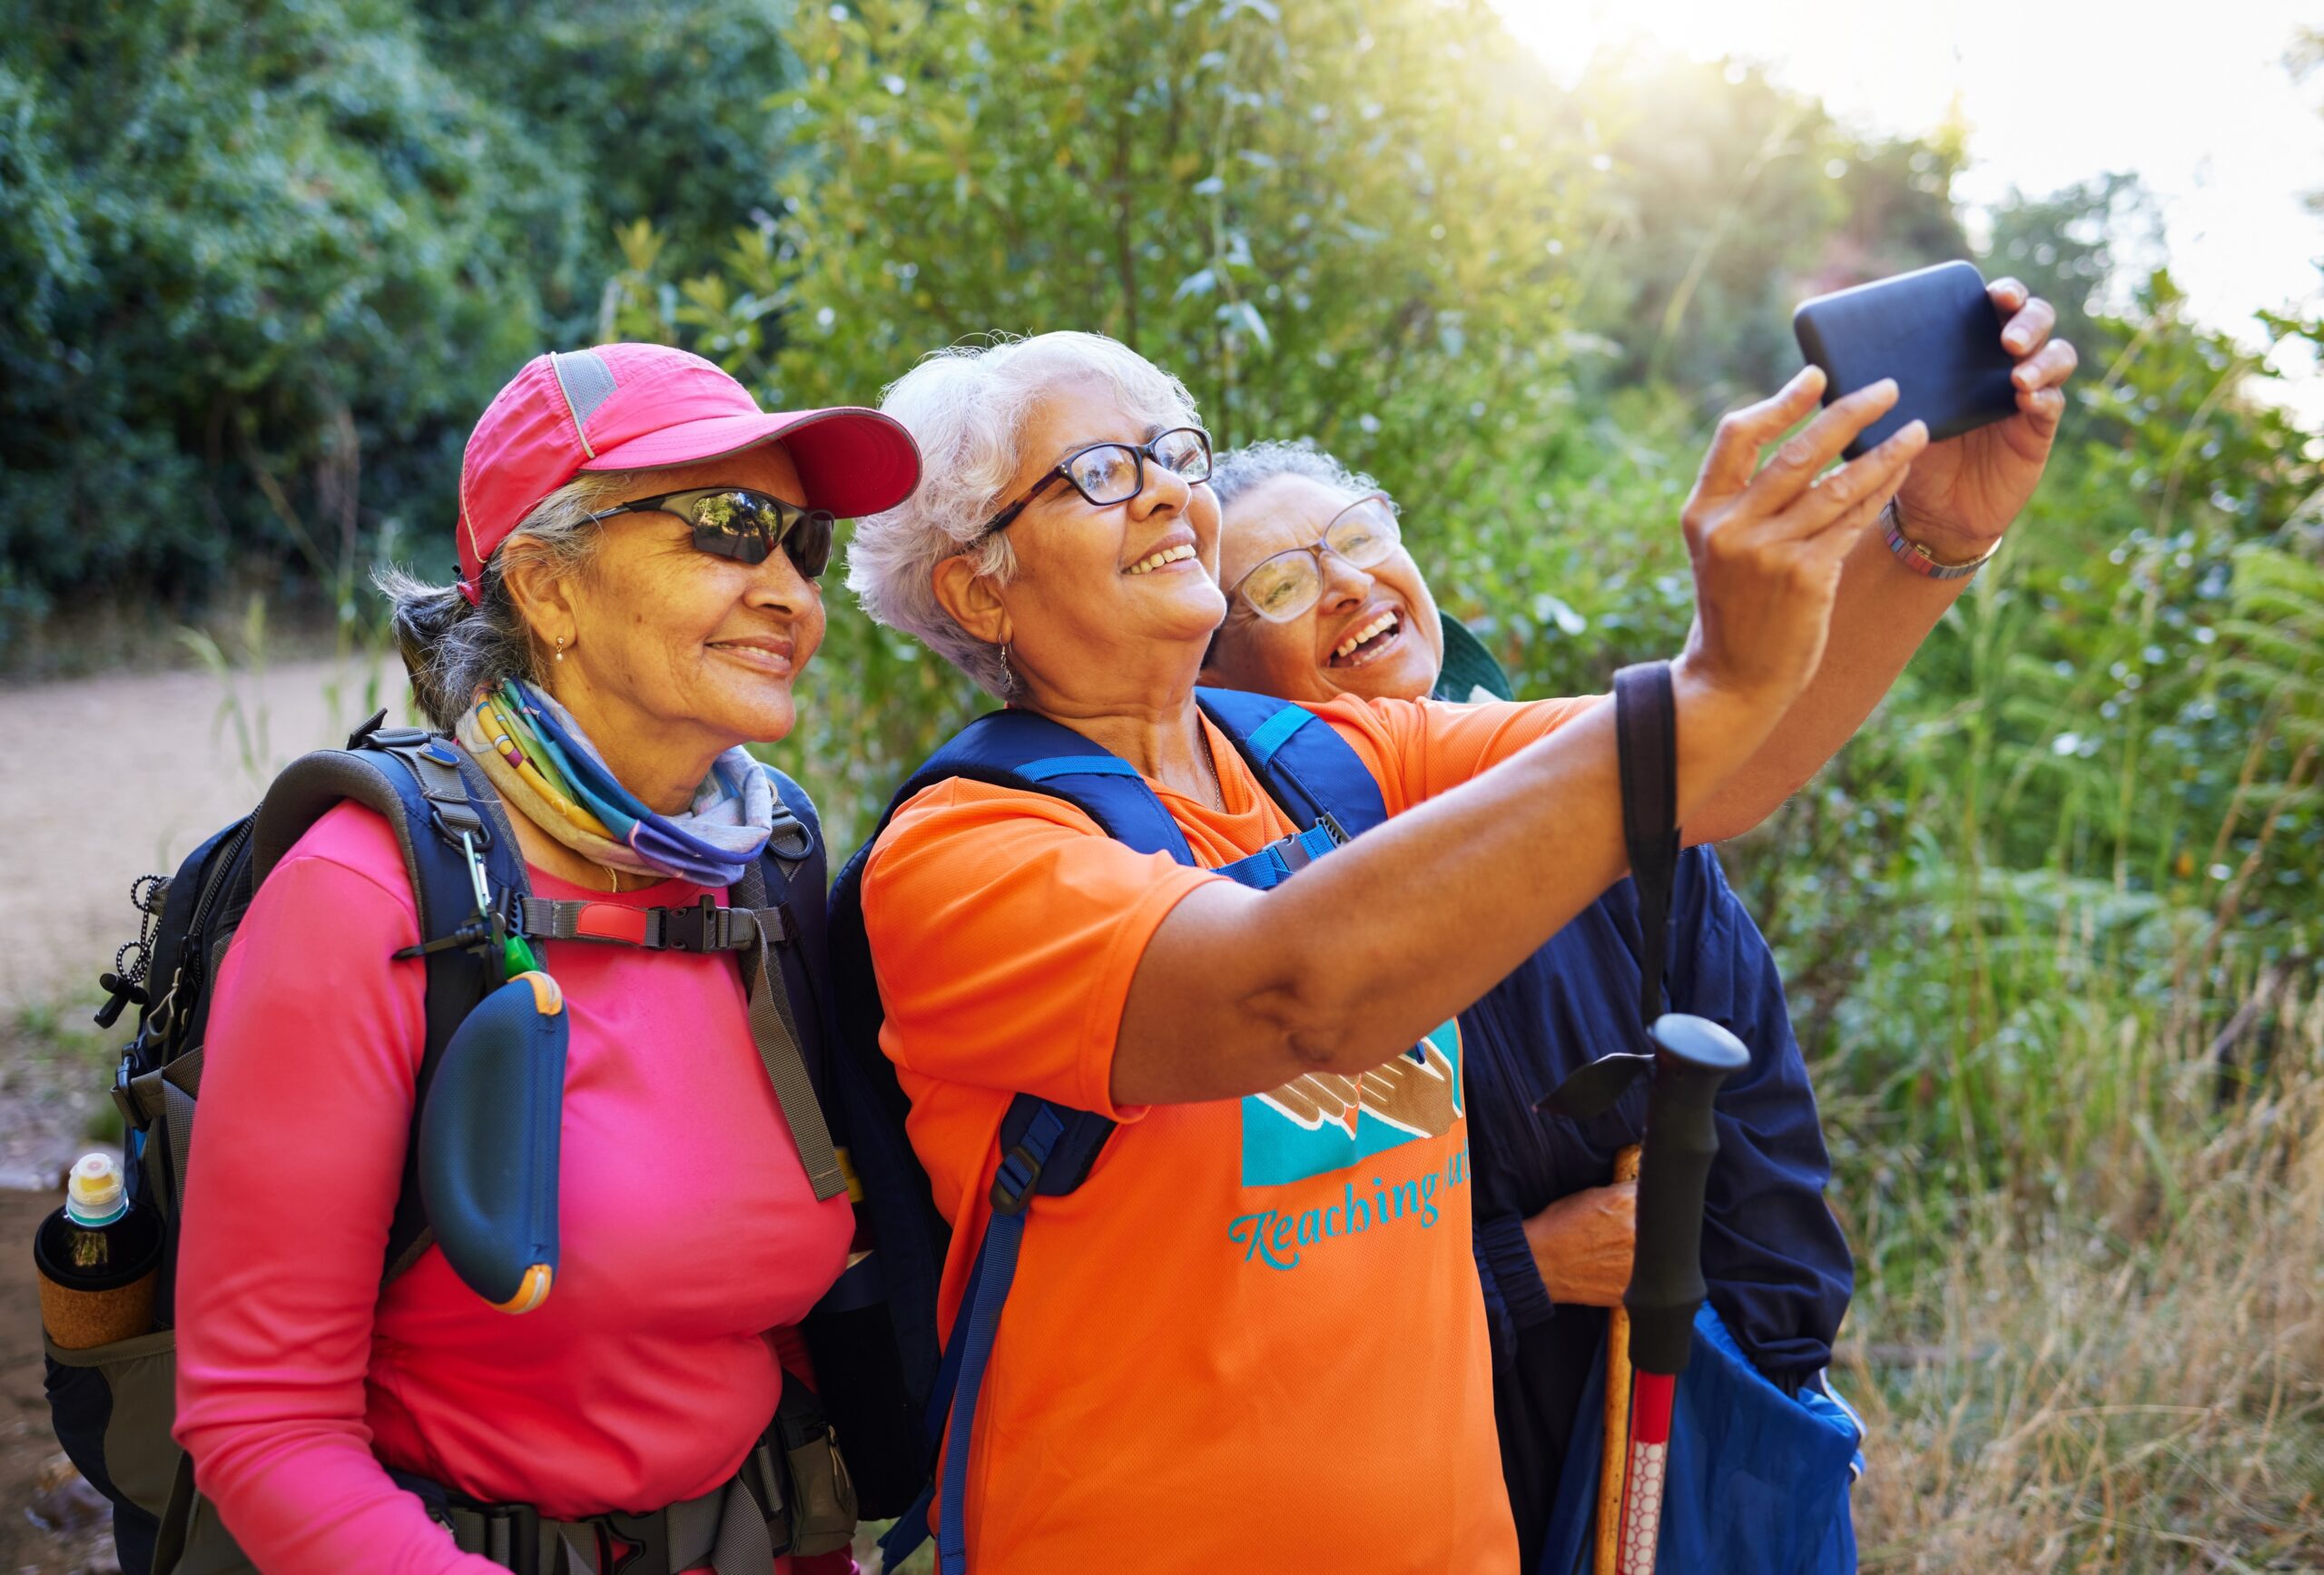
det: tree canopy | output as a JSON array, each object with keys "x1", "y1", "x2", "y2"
[{"x1": 0, "y1": 0, "x2": 801, "y2": 639}]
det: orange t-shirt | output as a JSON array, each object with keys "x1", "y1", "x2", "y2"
[{"x1": 862, "y1": 692, "x2": 1594, "y2": 1573}]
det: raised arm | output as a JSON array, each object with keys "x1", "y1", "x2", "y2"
[
  {"x1": 1115, "y1": 373, "x2": 1925, "y2": 1107},
  {"x1": 1691, "y1": 277, "x2": 2077, "y2": 840}
]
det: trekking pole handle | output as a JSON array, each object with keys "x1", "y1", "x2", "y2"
[{"x1": 1622, "y1": 1012, "x2": 1748, "y2": 1376}]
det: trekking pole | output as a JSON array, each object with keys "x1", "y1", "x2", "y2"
[
  {"x1": 1540, "y1": 659, "x2": 1746, "y2": 1572},
  {"x1": 1610, "y1": 1014, "x2": 1747, "y2": 1573},
  {"x1": 1594, "y1": 1141, "x2": 1642, "y2": 1575}
]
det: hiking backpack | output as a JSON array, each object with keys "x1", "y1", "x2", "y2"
[
  {"x1": 46, "y1": 711, "x2": 863, "y2": 1575},
  {"x1": 821, "y1": 686, "x2": 1393, "y2": 1573}
]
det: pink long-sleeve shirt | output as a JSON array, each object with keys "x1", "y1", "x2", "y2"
[{"x1": 173, "y1": 802, "x2": 854, "y2": 1572}]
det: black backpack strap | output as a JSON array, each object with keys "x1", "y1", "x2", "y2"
[
  {"x1": 734, "y1": 855, "x2": 848, "y2": 1202},
  {"x1": 1613, "y1": 663, "x2": 1681, "y2": 1028},
  {"x1": 253, "y1": 723, "x2": 534, "y2": 1283}
]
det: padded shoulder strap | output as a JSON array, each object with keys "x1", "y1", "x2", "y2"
[
  {"x1": 254, "y1": 728, "x2": 533, "y2": 1283},
  {"x1": 904, "y1": 708, "x2": 1195, "y2": 861},
  {"x1": 762, "y1": 766, "x2": 826, "y2": 884},
  {"x1": 1196, "y1": 687, "x2": 1390, "y2": 841},
  {"x1": 824, "y1": 706, "x2": 1189, "y2": 1112},
  {"x1": 734, "y1": 857, "x2": 848, "y2": 1203},
  {"x1": 759, "y1": 765, "x2": 834, "y2": 1039}
]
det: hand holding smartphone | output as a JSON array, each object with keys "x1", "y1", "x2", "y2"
[{"x1": 1792, "y1": 261, "x2": 2021, "y2": 459}]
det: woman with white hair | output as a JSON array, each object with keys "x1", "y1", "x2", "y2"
[{"x1": 841, "y1": 329, "x2": 1992, "y2": 1571}]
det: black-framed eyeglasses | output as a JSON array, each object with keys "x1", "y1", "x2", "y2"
[
  {"x1": 584, "y1": 487, "x2": 837, "y2": 579},
  {"x1": 980, "y1": 426, "x2": 1214, "y2": 537},
  {"x1": 1225, "y1": 493, "x2": 1403, "y2": 623}
]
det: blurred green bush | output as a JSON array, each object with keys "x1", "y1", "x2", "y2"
[{"x1": 0, "y1": 0, "x2": 803, "y2": 651}]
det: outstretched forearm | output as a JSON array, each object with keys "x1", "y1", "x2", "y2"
[
  {"x1": 1690, "y1": 501, "x2": 1973, "y2": 842},
  {"x1": 1117, "y1": 663, "x2": 1770, "y2": 1106},
  {"x1": 1117, "y1": 369, "x2": 1926, "y2": 1107}
]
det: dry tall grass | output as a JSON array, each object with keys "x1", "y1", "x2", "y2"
[{"x1": 1848, "y1": 989, "x2": 2324, "y2": 1570}]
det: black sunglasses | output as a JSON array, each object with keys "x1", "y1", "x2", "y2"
[
  {"x1": 584, "y1": 487, "x2": 836, "y2": 579},
  {"x1": 980, "y1": 427, "x2": 1213, "y2": 537}
]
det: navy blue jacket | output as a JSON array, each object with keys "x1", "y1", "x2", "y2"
[{"x1": 1462, "y1": 845, "x2": 1853, "y2": 1568}]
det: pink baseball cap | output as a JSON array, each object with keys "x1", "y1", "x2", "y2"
[{"x1": 456, "y1": 343, "x2": 921, "y2": 597}]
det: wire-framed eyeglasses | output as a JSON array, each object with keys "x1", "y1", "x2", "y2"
[{"x1": 1225, "y1": 494, "x2": 1403, "y2": 623}]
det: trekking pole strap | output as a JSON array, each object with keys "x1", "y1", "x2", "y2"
[{"x1": 1612, "y1": 663, "x2": 1680, "y2": 1029}]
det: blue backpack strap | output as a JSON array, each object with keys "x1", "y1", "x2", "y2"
[
  {"x1": 1211, "y1": 820, "x2": 1342, "y2": 889},
  {"x1": 1197, "y1": 686, "x2": 1391, "y2": 842},
  {"x1": 909, "y1": 708, "x2": 1198, "y2": 862},
  {"x1": 911, "y1": 1092, "x2": 1115, "y2": 1573},
  {"x1": 856, "y1": 711, "x2": 1192, "y2": 1570}
]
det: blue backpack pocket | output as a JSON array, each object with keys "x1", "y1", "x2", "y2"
[
  {"x1": 416, "y1": 970, "x2": 567, "y2": 1313},
  {"x1": 1543, "y1": 1303, "x2": 1861, "y2": 1574}
]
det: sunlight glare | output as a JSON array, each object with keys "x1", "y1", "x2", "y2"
[{"x1": 1491, "y1": 0, "x2": 2324, "y2": 418}]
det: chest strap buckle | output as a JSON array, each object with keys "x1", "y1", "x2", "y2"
[{"x1": 512, "y1": 896, "x2": 788, "y2": 953}]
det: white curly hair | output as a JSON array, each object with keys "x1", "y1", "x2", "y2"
[{"x1": 846, "y1": 331, "x2": 1203, "y2": 698}]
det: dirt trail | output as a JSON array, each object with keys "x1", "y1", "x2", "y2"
[{"x1": 0, "y1": 656, "x2": 404, "y2": 1017}]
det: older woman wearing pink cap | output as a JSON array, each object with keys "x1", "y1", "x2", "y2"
[{"x1": 170, "y1": 345, "x2": 919, "y2": 1573}]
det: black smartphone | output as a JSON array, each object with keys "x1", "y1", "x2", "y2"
[{"x1": 1792, "y1": 260, "x2": 2018, "y2": 458}]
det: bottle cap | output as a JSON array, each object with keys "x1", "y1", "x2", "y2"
[{"x1": 65, "y1": 1154, "x2": 127, "y2": 1227}]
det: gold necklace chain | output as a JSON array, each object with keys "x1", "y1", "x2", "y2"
[{"x1": 1195, "y1": 733, "x2": 1228, "y2": 813}]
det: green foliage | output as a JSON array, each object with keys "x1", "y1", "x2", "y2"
[
  {"x1": 412, "y1": 0, "x2": 804, "y2": 282},
  {"x1": 0, "y1": 0, "x2": 803, "y2": 663},
  {"x1": 1555, "y1": 52, "x2": 1972, "y2": 400},
  {"x1": 637, "y1": 0, "x2": 1610, "y2": 821},
  {"x1": 773, "y1": 0, "x2": 1587, "y2": 457},
  {"x1": 1, "y1": 0, "x2": 570, "y2": 643},
  {"x1": 1983, "y1": 172, "x2": 2161, "y2": 356}
]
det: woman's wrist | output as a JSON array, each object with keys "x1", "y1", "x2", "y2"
[
  {"x1": 1524, "y1": 1201, "x2": 1582, "y2": 1300},
  {"x1": 1669, "y1": 653, "x2": 1787, "y2": 813},
  {"x1": 1523, "y1": 1188, "x2": 1633, "y2": 1307},
  {"x1": 1886, "y1": 496, "x2": 2003, "y2": 574}
]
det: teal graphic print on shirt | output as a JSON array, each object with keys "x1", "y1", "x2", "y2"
[{"x1": 1240, "y1": 1019, "x2": 1463, "y2": 1187}]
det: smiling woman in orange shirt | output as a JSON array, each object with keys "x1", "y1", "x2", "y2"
[{"x1": 843, "y1": 324, "x2": 2064, "y2": 1572}]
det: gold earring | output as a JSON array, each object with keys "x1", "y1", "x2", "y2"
[{"x1": 554, "y1": 635, "x2": 567, "y2": 663}]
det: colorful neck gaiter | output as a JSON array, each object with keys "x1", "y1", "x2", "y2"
[{"x1": 456, "y1": 678, "x2": 786, "y2": 888}]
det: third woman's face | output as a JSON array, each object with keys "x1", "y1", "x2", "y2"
[
  {"x1": 990, "y1": 378, "x2": 1228, "y2": 686},
  {"x1": 1204, "y1": 474, "x2": 1445, "y2": 706}
]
